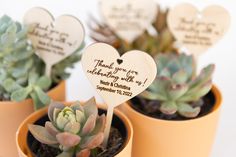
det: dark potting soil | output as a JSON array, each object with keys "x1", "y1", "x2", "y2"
[
  {"x1": 27, "y1": 110, "x2": 127, "y2": 157},
  {"x1": 130, "y1": 90, "x2": 216, "y2": 120}
]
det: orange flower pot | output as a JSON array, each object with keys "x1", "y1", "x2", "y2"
[
  {"x1": 0, "y1": 81, "x2": 65, "y2": 157},
  {"x1": 16, "y1": 103, "x2": 133, "y2": 157},
  {"x1": 121, "y1": 85, "x2": 222, "y2": 157}
]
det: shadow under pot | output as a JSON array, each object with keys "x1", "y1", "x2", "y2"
[
  {"x1": 120, "y1": 85, "x2": 222, "y2": 157},
  {"x1": 16, "y1": 104, "x2": 133, "y2": 157}
]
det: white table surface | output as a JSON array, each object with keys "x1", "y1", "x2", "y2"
[{"x1": 1, "y1": 0, "x2": 235, "y2": 156}]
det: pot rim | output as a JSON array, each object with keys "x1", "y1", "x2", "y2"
[
  {"x1": 125, "y1": 85, "x2": 222, "y2": 123},
  {"x1": 16, "y1": 102, "x2": 133, "y2": 157},
  {"x1": 0, "y1": 81, "x2": 65, "y2": 105}
]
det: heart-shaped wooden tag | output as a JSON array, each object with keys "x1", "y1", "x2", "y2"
[
  {"x1": 24, "y1": 7, "x2": 85, "y2": 76},
  {"x1": 100, "y1": 0, "x2": 157, "y2": 43},
  {"x1": 82, "y1": 43, "x2": 156, "y2": 146},
  {"x1": 168, "y1": 3, "x2": 230, "y2": 57},
  {"x1": 82, "y1": 43, "x2": 157, "y2": 107}
]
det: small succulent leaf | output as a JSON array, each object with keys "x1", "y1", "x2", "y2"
[
  {"x1": 189, "y1": 64, "x2": 214, "y2": 89},
  {"x1": 53, "y1": 108, "x2": 62, "y2": 123},
  {"x1": 178, "y1": 103, "x2": 201, "y2": 118},
  {"x1": 2, "y1": 78, "x2": 22, "y2": 93},
  {"x1": 11, "y1": 86, "x2": 32, "y2": 102},
  {"x1": 28, "y1": 124, "x2": 58, "y2": 145},
  {"x1": 28, "y1": 72, "x2": 39, "y2": 84},
  {"x1": 76, "y1": 149, "x2": 90, "y2": 157},
  {"x1": 159, "y1": 68, "x2": 171, "y2": 77},
  {"x1": 80, "y1": 132, "x2": 104, "y2": 149},
  {"x1": 172, "y1": 70, "x2": 189, "y2": 84},
  {"x1": 34, "y1": 86, "x2": 51, "y2": 105},
  {"x1": 56, "y1": 112, "x2": 70, "y2": 130},
  {"x1": 76, "y1": 110, "x2": 85, "y2": 123},
  {"x1": 142, "y1": 76, "x2": 173, "y2": 101},
  {"x1": 91, "y1": 114, "x2": 106, "y2": 135},
  {"x1": 166, "y1": 58, "x2": 181, "y2": 75},
  {"x1": 179, "y1": 54, "x2": 195, "y2": 78},
  {"x1": 168, "y1": 84, "x2": 188, "y2": 100},
  {"x1": 160, "y1": 101, "x2": 178, "y2": 115},
  {"x1": 71, "y1": 101, "x2": 84, "y2": 112},
  {"x1": 16, "y1": 75, "x2": 28, "y2": 85},
  {"x1": 48, "y1": 102, "x2": 64, "y2": 122},
  {"x1": 30, "y1": 93, "x2": 45, "y2": 110},
  {"x1": 139, "y1": 90, "x2": 167, "y2": 101},
  {"x1": 179, "y1": 81, "x2": 212, "y2": 102},
  {"x1": 1, "y1": 31, "x2": 15, "y2": 46},
  {"x1": 64, "y1": 121, "x2": 81, "y2": 134},
  {"x1": 56, "y1": 132, "x2": 81, "y2": 148},
  {"x1": 83, "y1": 97, "x2": 98, "y2": 118},
  {"x1": 45, "y1": 121, "x2": 60, "y2": 137},
  {"x1": 56, "y1": 151, "x2": 73, "y2": 157},
  {"x1": 12, "y1": 49, "x2": 34, "y2": 61},
  {"x1": 81, "y1": 114, "x2": 96, "y2": 135},
  {"x1": 36, "y1": 76, "x2": 52, "y2": 90}
]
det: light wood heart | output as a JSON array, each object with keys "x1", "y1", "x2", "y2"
[
  {"x1": 100, "y1": 0, "x2": 157, "y2": 43},
  {"x1": 168, "y1": 3, "x2": 230, "y2": 57},
  {"x1": 24, "y1": 7, "x2": 85, "y2": 68},
  {"x1": 81, "y1": 43, "x2": 157, "y2": 107}
]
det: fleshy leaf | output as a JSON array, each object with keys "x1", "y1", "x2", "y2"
[
  {"x1": 81, "y1": 114, "x2": 96, "y2": 135},
  {"x1": 83, "y1": 97, "x2": 98, "y2": 118},
  {"x1": 76, "y1": 110, "x2": 85, "y2": 123},
  {"x1": 36, "y1": 76, "x2": 52, "y2": 90},
  {"x1": 34, "y1": 86, "x2": 51, "y2": 105},
  {"x1": 172, "y1": 70, "x2": 189, "y2": 84},
  {"x1": 45, "y1": 121, "x2": 60, "y2": 137},
  {"x1": 28, "y1": 124, "x2": 58, "y2": 145},
  {"x1": 80, "y1": 132, "x2": 104, "y2": 149},
  {"x1": 64, "y1": 121, "x2": 81, "y2": 134},
  {"x1": 11, "y1": 86, "x2": 32, "y2": 102},
  {"x1": 91, "y1": 114, "x2": 106, "y2": 135},
  {"x1": 76, "y1": 149, "x2": 90, "y2": 157},
  {"x1": 160, "y1": 101, "x2": 177, "y2": 115},
  {"x1": 2, "y1": 78, "x2": 22, "y2": 93},
  {"x1": 56, "y1": 132, "x2": 81, "y2": 147},
  {"x1": 48, "y1": 102, "x2": 64, "y2": 122},
  {"x1": 178, "y1": 103, "x2": 201, "y2": 118},
  {"x1": 168, "y1": 84, "x2": 188, "y2": 100}
]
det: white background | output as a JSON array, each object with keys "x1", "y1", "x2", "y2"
[{"x1": 0, "y1": 0, "x2": 235, "y2": 156}]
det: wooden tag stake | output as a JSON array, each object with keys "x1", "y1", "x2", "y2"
[
  {"x1": 167, "y1": 3, "x2": 230, "y2": 62},
  {"x1": 81, "y1": 43, "x2": 157, "y2": 147},
  {"x1": 100, "y1": 0, "x2": 157, "y2": 43},
  {"x1": 24, "y1": 7, "x2": 85, "y2": 77}
]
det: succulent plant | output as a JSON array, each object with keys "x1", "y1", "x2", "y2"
[
  {"x1": 0, "y1": 15, "x2": 83, "y2": 109},
  {"x1": 89, "y1": 5, "x2": 178, "y2": 56},
  {"x1": 140, "y1": 53, "x2": 215, "y2": 118},
  {"x1": 28, "y1": 97, "x2": 106, "y2": 157}
]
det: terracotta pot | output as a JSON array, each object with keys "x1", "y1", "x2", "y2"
[
  {"x1": 120, "y1": 85, "x2": 222, "y2": 157},
  {"x1": 16, "y1": 103, "x2": 133, "y2": 157},
  {"x1": 0, "y1": 81, "x2": 65, "y2": 157}
]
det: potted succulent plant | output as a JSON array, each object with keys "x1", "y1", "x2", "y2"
[
  {"x1": 0, "y1": 15, "x2": 83, "y2": 157},
  {"x1": 121, "y1": 53, "x2": 222, "y2": 157},
  {"x1": 16, "y1": 98, "x2": 133, "y2": 157},
  {"x1": 89, "y1": 5, "x2": 178, "y2": 56}
]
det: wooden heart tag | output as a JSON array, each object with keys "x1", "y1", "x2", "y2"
[
  {"x1": 81, "y1": 43, "x2": 157, "y2": 146},
  {"x1": 168, "y1": 3, "x2": 230, "y2": 58},
  {"x1": 100, "y1": 0, "x2": 157, "y2": 43},
  {"x1": 24, "y1": 7, "x2": 85, "y2": 76}
]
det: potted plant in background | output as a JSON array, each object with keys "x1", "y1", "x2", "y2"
[
  {"x1": 122, "y1": 53, "x2": 222, "y2": 157},
  {"x1": 16, "y1": 98, "x2": 133, "y2": 157},
  {"x1": 89, "y1": 5, "x2": 178, "y2": 56},
  {"x1": 0, "y1": 15, "x2": 84, "y2": 157}
]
